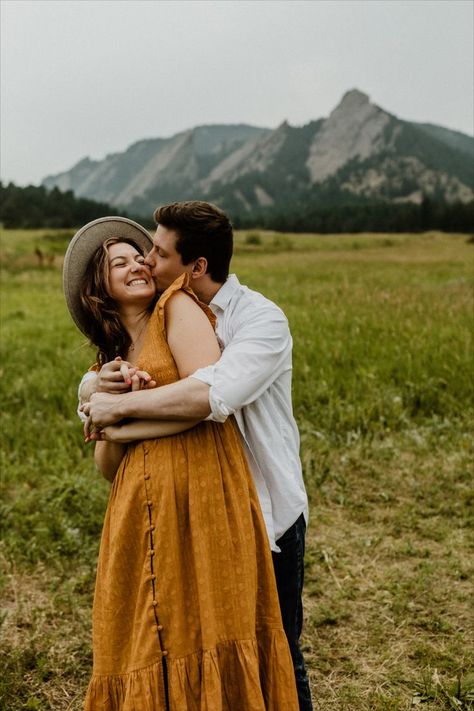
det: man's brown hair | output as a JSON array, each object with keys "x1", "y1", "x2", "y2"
[{"x1": 154, "y1": 201, "x2": 233, "y2": 283}]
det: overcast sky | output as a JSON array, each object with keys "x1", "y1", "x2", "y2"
[{"x1": 1, "y1": 0, "x2": 473, "y2": 186}]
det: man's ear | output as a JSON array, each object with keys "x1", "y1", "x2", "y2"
[{"x1": 191, "y1": 257, "x2": 208, "y2": 278}]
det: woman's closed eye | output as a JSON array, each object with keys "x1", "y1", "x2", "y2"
[{"x1": 111, "y1": 257, "x2": 145, "y2": 269}]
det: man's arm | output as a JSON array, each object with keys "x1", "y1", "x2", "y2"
[
  {"x1": 82, "y1": 303, "x2": 291, "y2": 429},
  {"x1": 79, "y1": 372, "x2": 98, "y2": 407},
  {"x1": 191, "y1": 304, "x2": 292, "y2": 421},
  {"x1": 82, "y1": 289, "x2": 219, "y2": 430},
  {"x1": 82, "y1": 377, "x2": 211, "y2": 430},
  {"x1": 78, "y1": 359, "x2": 161, "y2": 429}
]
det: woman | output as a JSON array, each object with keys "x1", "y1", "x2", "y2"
[{"x1": 63, "y1": 217, "x2": 298, "y2": 711}]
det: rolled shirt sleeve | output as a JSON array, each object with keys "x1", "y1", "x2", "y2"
[
  {"x1": 77, "y1": 371, "x2": 97, "y2": 422},
  {"x1": 192, "y1": 307, "x2": 292, "y2": 422}
]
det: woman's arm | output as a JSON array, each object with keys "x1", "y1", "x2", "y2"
[
  {"x1": 165, "y1": 291, "x2": 221, "y2": 377},
  {"x1": 99, "y1": 418, "x2": 199, "y2": 444},
  {"x1": 94, "y1": 441, "x2": 126, "y2": 483},
  {"x1": 81, "y1": 291, "x2": 220, "y2": 432},
  {"x1": 93, "y1": 420, "x2": 198, "y2": 482}
]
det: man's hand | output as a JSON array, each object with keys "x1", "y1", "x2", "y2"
[
  {"x1": 81, "y1": 392, "x2": 126, "y2": 439},
  {"x1": 96, "y1": 357, "x2": 156, "y2": 394}
]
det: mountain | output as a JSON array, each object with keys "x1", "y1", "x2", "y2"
[
  {"x1": 42, "y1": 125, "x2": 268, "y2": 213},
  {"x1": 42, "y1": 90, "x2": 474, "y2": 221}
]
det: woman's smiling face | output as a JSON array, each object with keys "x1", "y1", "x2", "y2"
[{"x1": 106, "y1": 241, "x2": 156, "y2": 306}]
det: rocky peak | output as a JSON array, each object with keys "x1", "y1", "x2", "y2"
[
  {"x1": 336, "y1": 89, "x2": 371, "y2": 113},
  {"x1": 306, "y1": 89, "x2": 391, "y2": 183},
  {"x1": 328, "y1": 89, "x2": 381, "y2": 128}
]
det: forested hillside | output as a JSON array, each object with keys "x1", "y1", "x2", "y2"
[{"x1": 0, "y1": 182, "x2": 131, "y2": 229}]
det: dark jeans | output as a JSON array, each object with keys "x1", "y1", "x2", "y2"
[{"x1": 272, "y1": 514, "x2": 313, "y2": 711}]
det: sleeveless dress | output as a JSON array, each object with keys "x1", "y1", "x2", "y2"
[{"x1": 84, "y1": 274, "x2": 299, "y2": 711}]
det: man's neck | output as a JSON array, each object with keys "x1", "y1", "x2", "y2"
[{"x1": 192, "y1": 278, "x2": 224, "y2": 305}]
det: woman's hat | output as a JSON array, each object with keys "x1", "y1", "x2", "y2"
[{"x1": 63, "y1": 216, "x2": 153, "y2": 334}]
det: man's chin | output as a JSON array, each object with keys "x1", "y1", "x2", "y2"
[{"x1": 154, "y1": 276, "x2": 178, "y2": 291}]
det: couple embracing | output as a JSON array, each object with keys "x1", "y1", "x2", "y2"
[{"x1": 64, "y1": 201, "x2": 312, "y2": 710}]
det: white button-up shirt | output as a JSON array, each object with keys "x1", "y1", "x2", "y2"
[{"x1": 191, "y1": 274, "x2": 308, "y2": 551}]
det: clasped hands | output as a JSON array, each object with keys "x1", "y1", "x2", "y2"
[{"x1": 80, "y1": 357, "x2": 155, "y2": 442}]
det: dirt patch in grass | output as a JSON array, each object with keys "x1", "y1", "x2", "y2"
[
  {"x1": 302, "y1": 441, "x2": 473, "y2": 710},
  {"x1": 0, "y1": 559, "x2": 92, "y2": 711}
]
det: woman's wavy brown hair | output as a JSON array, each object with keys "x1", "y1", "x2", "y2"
[{"x1": 80, "y1": 238, "x2": 156, "y2": 367}]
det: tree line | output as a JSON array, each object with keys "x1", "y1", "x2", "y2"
[
  {"x1": 0, "y1": 182, "x2": 130, "y2": 229},
  {"x1": 1, "y1": 180, "x2": 473, "y2": 234},
  {"x1": 234, "y1": 197, "x2": 474, "y2": 234}
]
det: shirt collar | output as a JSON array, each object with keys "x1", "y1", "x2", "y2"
[{"x1": 209, "y1": 274, "x2": 241, "y2": 313}]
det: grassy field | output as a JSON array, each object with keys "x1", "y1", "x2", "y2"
[{"x1": 0, "y1": 228, "x2": 473, "y2": 710}]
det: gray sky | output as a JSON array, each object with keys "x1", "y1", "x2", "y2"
[{"x1": 1, "y1": 0, "x2": 473, "y2": 186}]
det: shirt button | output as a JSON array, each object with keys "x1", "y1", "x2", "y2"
[
  {"x1": 147, "y1": 501, "x2": 153, "y2": 507},
  {"x1": 157, "y1": 624, "x2": 163, "y2": 631},
  {"x1": 162, "y1": 650, "x2": 168, "y2": 657},
  {"x1": 152, "y1": 600, "x2": 158, "y2": 607},
  {"x1": 149, "y1": 549, "x2": 155, "y2": 557},
  {"x1": 148, "y1": 574, "x2": 156, "y2": 582},
  {"x1": 144, "y1": 473, "x2": 151, "y2": 480}
]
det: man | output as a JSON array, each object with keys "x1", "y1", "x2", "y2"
[{"x1": 81, "y1": 201, "x2": 313, "y2": 710}]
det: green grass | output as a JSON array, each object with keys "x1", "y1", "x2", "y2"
[{"x1": 1, "y1": 228, "x2": 473, "y2": 710}]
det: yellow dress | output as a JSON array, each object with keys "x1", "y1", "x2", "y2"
[{"x1": 84, "y1": 275, "x2": 298, "y2": 711}]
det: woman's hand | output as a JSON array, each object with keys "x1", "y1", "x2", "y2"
[
  {"x1": 93, "y1": 423, "x2": 134, "y2": 444},
  {"x1": 97, "y1": 357, "x2": 156, "y2": 393}
]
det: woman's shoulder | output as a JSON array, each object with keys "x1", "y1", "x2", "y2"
[
  {"x1": 158, "y1": 274, "x2": 190, "y2": 305},
  {"x1": 156, "y1": 274, "x2": 216, "y2": 330}
]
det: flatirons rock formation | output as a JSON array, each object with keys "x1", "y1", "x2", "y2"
[
  {"x1": 43, "y1": 90, "x2": 474, "y2": 219},
  {"x1": 306, "y1": 90, "x2": 392, "y2": 182}
]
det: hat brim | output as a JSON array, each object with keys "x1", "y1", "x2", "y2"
[{"x1": 63, "y1": 216, "x2": 153, "y2": 335}]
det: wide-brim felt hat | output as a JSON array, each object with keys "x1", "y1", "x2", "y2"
[{"x1": 63, "y1": 216, "x2": 153, "y2": 335}]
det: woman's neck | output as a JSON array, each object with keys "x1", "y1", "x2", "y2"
[{"x1": 119, "y1": 305, "x2": 150, "y2": 344}]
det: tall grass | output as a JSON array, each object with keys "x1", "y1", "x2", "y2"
[{"x1": 1, "y1": 229, "x2": 473, "y2": 709}]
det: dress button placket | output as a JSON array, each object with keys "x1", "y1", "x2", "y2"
[{"x1": 142, "y1": 444, "x2": 166, "y2": 658}]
